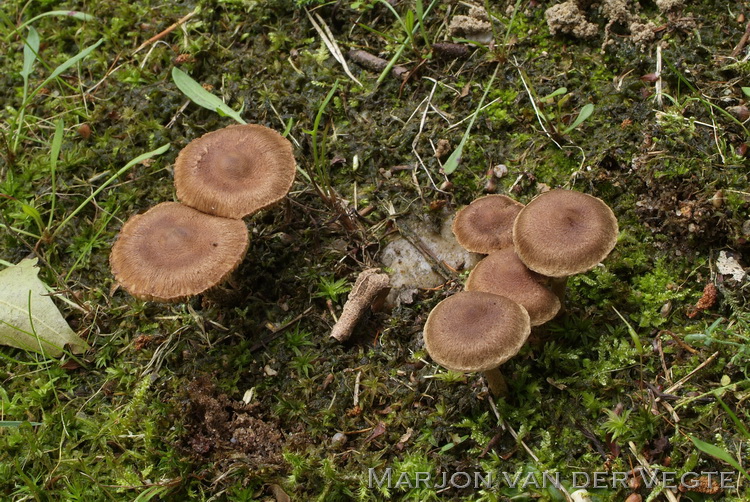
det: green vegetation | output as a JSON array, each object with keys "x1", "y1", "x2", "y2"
[{"x1": 2, "y1": 0, "x2": 750, "y2": 500}]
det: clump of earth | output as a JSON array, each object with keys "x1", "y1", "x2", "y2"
[
  {"x1": 178, "y1": 377, "x2": 284, "y2": 468},
  {"x1": 544, "y1": 0, "x2": 689, "y2": 50}
]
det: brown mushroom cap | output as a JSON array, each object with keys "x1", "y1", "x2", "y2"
[
  {"x1": 465, "y1": 248, "x2": 561, "y2": 326},
  {"x1": 110, "y1": 202, "x2": 249, "y2": 302},
  {"x1": 423, "y1": 291, "x2": 531, "y2": 373},
  {"x1": 452, "y1": 194, "x2": 524, "y2": 254},
  {"x1": 174, "y1": 124, "x2": 296, "y2": 219},
  {"x1": 513, "y1": 189, "x2": 618, "y2": 277}
]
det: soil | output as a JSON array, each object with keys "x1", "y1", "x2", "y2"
[{"x1": 179, "y1": 377, "x2": 284, "y2": 468}]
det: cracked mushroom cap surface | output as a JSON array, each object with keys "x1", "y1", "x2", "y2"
[
  {"x1": 423, "y1": 291, "x2": 531, "y2": 373},
  {"x1": 513, "y1": 189, "x2": 618, "y2": 277},
  {"x1": 110, "y1": 202, "x2": 249, "y2": 302},
  {"x1": 466, "y1": 248, "x2": 561, "y2": 326},
  {"x1": 174, "y1": 124, "x2": 296, "y2": 219},
  {"x1": 452, "y1": 194, "x2": 524, "y2": 254}
]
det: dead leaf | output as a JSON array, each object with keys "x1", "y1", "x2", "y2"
[
  {"x1": 364, "y1": 421, "x2": 387, "y2": 443},
  {"x1": 0, "y1": 259, "x2": 89, "y2": 356}
]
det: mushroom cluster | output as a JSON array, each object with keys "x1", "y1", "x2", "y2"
[
  {"x1": 110, "y1": 124, "x2": 296, "y2": 302},
  {"x1": 423, "y1": 189, "x2": 618, "y2": 396}
]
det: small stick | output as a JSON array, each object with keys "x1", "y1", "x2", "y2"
[
  {"x1": 629, "y1": 441, "x2": 680, "y2": 502},
  {"x1": 348, "y1": 50, "x2": 408, "y2": 79},
  {"x1": 731, "y1": 20, "x2": 750, "y2": 58},
  {"x1": 353, "y1": 370, "x2": 362, "y2": 407},
  {"x1": 655, "y1": 44, "x2": 663, "y2": 108},
  {"x1": 661, "y1": 351, "x2": 719, "y2": 398},
  {"x1": 133, "y1": 9, "x2": 197, "y2": 54}
]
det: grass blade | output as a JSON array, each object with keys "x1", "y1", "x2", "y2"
[
  {"x1": 171, "y1": 67, "x2": 246, "y2": 124},
  {"x1": 443, "y1": 64, "x2": 499, "y2": 174},
  {"x1": 0, "y1": 420, "x2": 42, "y2": 427},
  {"x1": 4, "y1": 10, "x2": 94, "y2": 41},
  {"x1": 47, "y1": 119, "x2": 64, "y2": 229},
  {"x1": 51, "y1": 143, "x2": 170, "y2": 238},
  {"x1": 689, "y1": 435, "x2": 750, "y2": 483},
  {"x1": 612, "y1": 307, "x2": 644, "y2": 355}
]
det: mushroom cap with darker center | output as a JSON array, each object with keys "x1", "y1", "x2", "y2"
[
  {"x1": 423, "y1": 291, "x2": 531, "y2": 373},
  {"x1": 452, "y1": 194, "x2": 524, "y2": 254},
  {"x1": 465, "y1": 248, "x2": 561, "y2": 326},
  {"x1": 513, "y1": 189, "x2": 618, "y2": 277},
  {"x1": 174, "y1": 124, "x2": 296, "y2": 219},
  {"x1": 110, "y1": 202, "x2": 249, "y2": 302}
]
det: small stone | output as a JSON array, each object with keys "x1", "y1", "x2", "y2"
[
  {"x1": 493, "y1": 164, "x2": 508, "y2": 178},
  {"x1": 331, "y1": 432, "x2": 348, "y2": 448}
]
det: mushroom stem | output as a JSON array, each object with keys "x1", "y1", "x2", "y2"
[
  {"x1": 330, "y1": 269, "x2": 390, "y2": 342},
  {"x1": 549, "y1": 277, "x2": 568, "y2": 314},
  {"x1": 483, "y1": 368, "x2": 508, "y2": 397}
]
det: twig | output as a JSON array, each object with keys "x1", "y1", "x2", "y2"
[
  {"x1": 353, "y1": 370, "x2": 362, "y2": 407},
  {"x1": 133, "y1": 9, "x2": 197, "y2": 54},
  {"x1": 655, "y1": 44, "x2": 663, "y2": 108},
  {"x1": 628, "y1": 441, "x2": 680, "y2": 502},
  {"x1": 305, "y1": 10, "x2": 363, "y2": 87},
  {"x1": 515, "y1": 58, "x2": 563, "y2": 150},
  {"x1": 348, "y1": 49, "x2": 407, "y2": 79},
  {"x1": 731, "y1": 20, "x2": 750, "y2": 58},
  {"x1": 661, "y1": 351, "x2": 719, "y2": 398}
]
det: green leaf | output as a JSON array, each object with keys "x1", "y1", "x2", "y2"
[
  {"x1": 0, "y1": 259, "x2": 89, "y2": 356},
  {"x1": 742, "y1": 87, "x2": 750, "y2": 98},
  {"x1": 689, "y1": 435, "x2": 750, "y2": 483},
  {"x1": 171, "y1": 67, "x2": 246, "y2": 124},
  {"x1": 562, "y1": 103, "x2": 594, "y2": 135},
  {"x1": 20, "y1": 203, "x2": 43, "y2": 233},
  {"x1": 541, "y1": 87, "x2": 567, "y2": 102},
  {"x1": 45, "y1": 39, "x2": 103, "y2": 84},
  {"x1": 0, "y1": 421, "x2": 42, "y2": 427},
  {"x1": 21, "y1": 26, "x2": 39, "y2": 80}
]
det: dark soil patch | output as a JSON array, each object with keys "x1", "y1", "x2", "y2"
[{"x1": 178, "y1": 376, "x2": 284, "y2": 469}]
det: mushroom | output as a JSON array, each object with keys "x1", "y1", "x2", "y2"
[
  {"x1": 330, "y1": 269, "x2": 391, "y2": 342},
  {"x1": 452, "y1": 194, "x2": 524, "y2": 254},
  {"x1": 512, "y1": 189, "x2": 618, "y2": 277},
  {"x1": 423, "y1": 291, "x2": 531, "y2": 396},
  {"x1": 110, "y1": 202, "x2": 249, "y2": 302},
  {"x1": 174, "y1": 124, "x2": 296, "y2": 219},
  {"x1": 465, "y1": 248, "x2": 561, "y2": 326}
]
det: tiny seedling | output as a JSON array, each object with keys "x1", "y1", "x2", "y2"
[
  {"x1": 9, "y1": 21, "x2": 102, "y2": 155},
  {"x1": 313, "y1": 275, "x2": 351, "y2": 303}
]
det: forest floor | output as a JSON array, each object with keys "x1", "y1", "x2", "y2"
[{"x1": 1, "y1": 0, "x2": 750, "y2": 500}]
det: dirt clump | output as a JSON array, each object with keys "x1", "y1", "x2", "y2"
[
  {"x1": 545, "y1": 1, "x2": 599, "y2": 39},
  {"x1": 179, "y1": 377, "x2": 284, "y2": 468},
  {"x1": 545, "y1": 0, "x2": 687, "y2": 49}
]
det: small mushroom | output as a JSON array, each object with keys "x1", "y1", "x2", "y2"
[
  {"x1": 174, "y1": 124, "x2": 296, "y2": 219},
  {"x1": 330, "y1": 269, "x2": 390, "y2": 342},
  {"x1": 110, "y1": 202, "x2": 249, "y2": 302},
  {"x1": 512, "y1": 189, "x2": 618, "y2": 277},
  {"x1": 423, "y1": 291, "x2": 531, "y2": 396},
  {"x1": 451, "y1": 194, "x2": 524, "y2": 254},
  {"x1": 465, "y1": 248, "x2": 561, "y2": 326}
]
